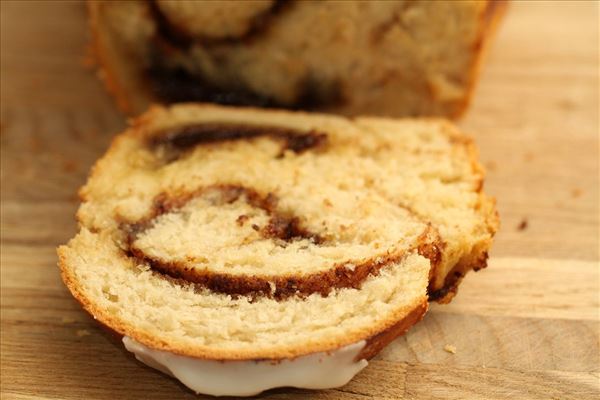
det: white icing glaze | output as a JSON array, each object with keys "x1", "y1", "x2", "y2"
[{"x1": 123, "y1": 336, "x2": 368, "y2": 396}]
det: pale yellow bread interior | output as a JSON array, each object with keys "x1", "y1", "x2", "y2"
[
  {"x1": 58, "y1": 103, "x2": 497, "y2": 360},
  {"x1": 60, "y1": 229, "x2": 429, "y2": 360}
]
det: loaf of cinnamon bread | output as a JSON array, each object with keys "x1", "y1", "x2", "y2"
[{"x1": 88, "y1": 0, "x2": 506, "y2": 117}]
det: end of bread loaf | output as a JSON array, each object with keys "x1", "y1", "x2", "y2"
[{"x1": 87, "y1": 1, "x2": 507, "y2": 117}]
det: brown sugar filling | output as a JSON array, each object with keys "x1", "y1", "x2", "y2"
[
  {"x1": 144, "y1": 0, "x2": 344, "y2": 108},
  {"x1": 148, "y1": 0, "x2": 291, "y2": 47},
  {"x1": 119, "y1": 123, "x2": 446, "y2": 300},
  {"x1": 121, "y1": 184, "x2": 443, "y2": 300},
  {"x1": 149, "y1": 122, "x2": 328, "y2": 161}
]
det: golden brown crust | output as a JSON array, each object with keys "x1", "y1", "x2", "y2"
[
  {"x1": 440, "y1": 208, "x2": 496, "y2": 302},
  {"x1": 72, "y1": 266, "x2": 429, "y2": 364},
  {"x1": 428, "y1": 250, "x2": 488, "y2": 303},
  {"x1": 88, "y1": 2, "x2": 135, "y2": 114},
  {"x1": 429, "y1": 193, "x2": 498, "y2": 303},
  {"x1": 87, "y1": 1, "x2": 154, "y2": 114},
  {"x1": 451, "y1": 0, "x2": 509, "y2": 119},
  {"x1": 357, "y1": 300, "x2": 428, "y2": 361},
  {"x1": 86, "y1": 296, "x2": 429, "y2": 364},
  {"x1": 423, "y1": 121, "x2": 499, "y2": 300}
]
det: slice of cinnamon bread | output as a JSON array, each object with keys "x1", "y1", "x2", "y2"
[
  {"x1": 58, "y1": 104, "x2": 497, "y2": 395},
  {"x1": 88, "y1": 0, "x2": 506, "y2": 117}
]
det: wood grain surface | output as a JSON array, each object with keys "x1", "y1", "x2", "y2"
[{"x1": 1, "y1": 1, "x2": 598, "y2": 399}]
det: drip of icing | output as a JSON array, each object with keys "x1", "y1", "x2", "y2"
[{"x1": 123, "y1": 336, "x2": 368, "y2": 396}]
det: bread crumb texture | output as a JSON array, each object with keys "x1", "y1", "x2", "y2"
[
  {"x1": 58, "y1": 104, "x2": 497, "y2": 360},
  {"x1": 444, "y1": 344, "x2": 457, "y2": 354}
]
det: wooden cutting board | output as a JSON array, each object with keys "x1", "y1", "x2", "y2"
[{"x1": 1, "y1": 1, "x2": 598, "y2": 399}]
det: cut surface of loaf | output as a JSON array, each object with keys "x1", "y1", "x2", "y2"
[
  {"x1": 58, "y1": 104, "x2": 497, "y2": 363},
  {"x1": 88, "y1": 0, "x2": 506, "y2": 117}
]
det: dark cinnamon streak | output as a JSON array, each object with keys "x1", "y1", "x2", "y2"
[
  {"x1": 428, "y1": 250, "x2": 489, "y2": 302},
  {"x1": 145, "y1": 0, "x2": 289, "y2": 106},
  {"x1": 145, "y1": 65, "x2": 281, "y2": 107},
  {"x1": 124, "y1": 185, "x2": 322, "y2": 245},
  {"x1": 121, "y1": 185, "x2": 443, "y2": 300},
  {"x1": 145, "y1": 0, "x2": 344, "y2": 109},
  {"x1": 147, "y1": 0, "x2": 193, "y2": 49},
  {"x1": 145, "y1": 0, "x2": 302, "y2": 107},
  {"x1": 150, "y1": 123, "x2": 328, "y2": 159},
  {"x1": 148, "y1": 0, "x2": 291, "y2": 47},
  {"x1": 130, "y1": 247, "x2": 408, "y2": 301}
]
